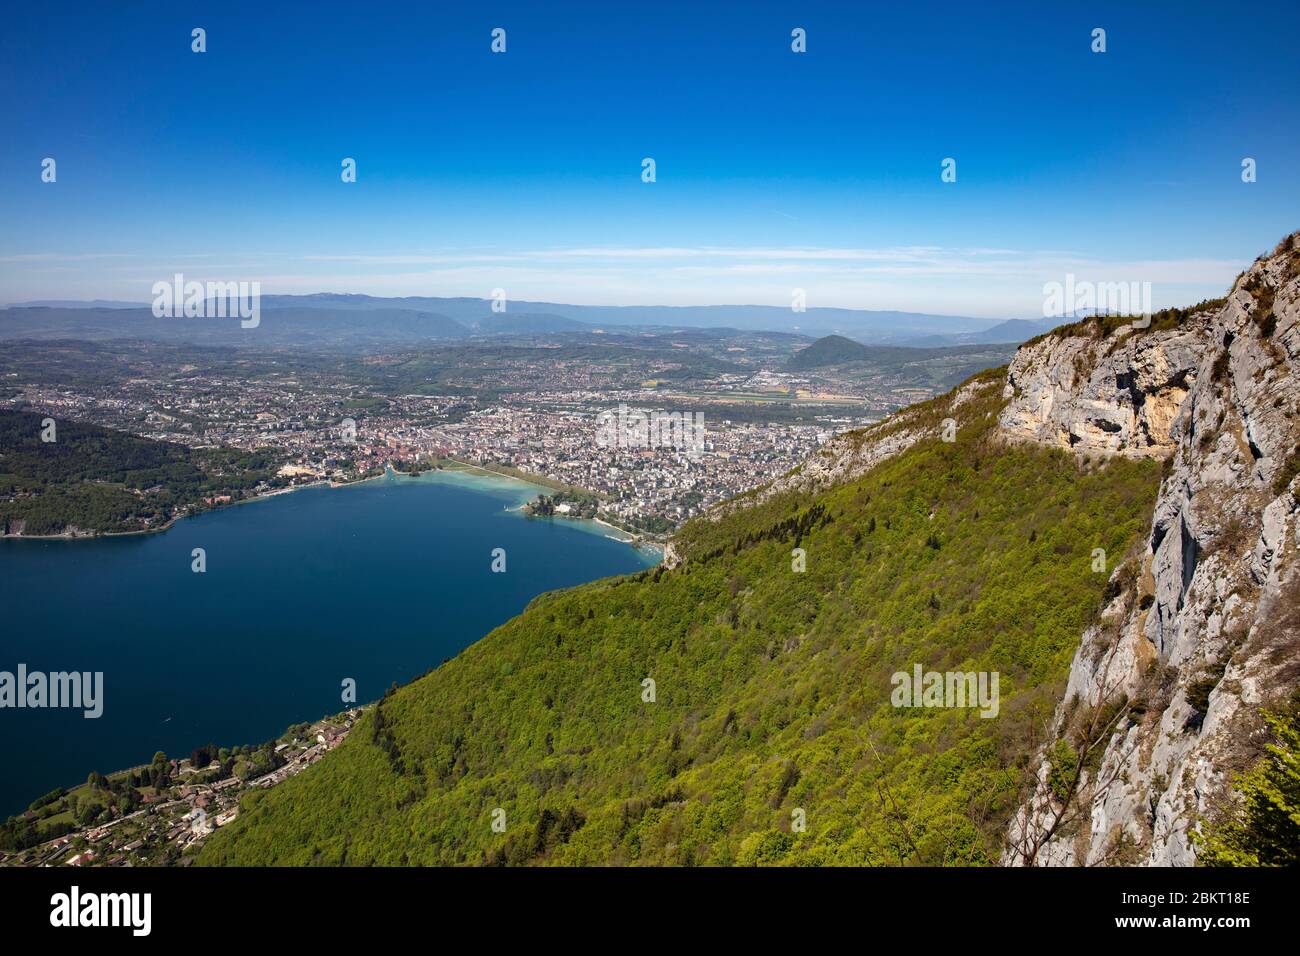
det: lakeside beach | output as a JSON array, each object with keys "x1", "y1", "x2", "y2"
[{"x1": 391, "y1": 462, "x2": 664, "y2": 558}]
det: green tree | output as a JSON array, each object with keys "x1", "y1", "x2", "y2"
[{"x1": 1196, "y1": 698, "x2": 1300, "y2": 867}]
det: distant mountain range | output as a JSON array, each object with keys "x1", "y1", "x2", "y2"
[
  {"x1": 0, "y1": 294, "x2": 1056, "y2": 347},
  {"x1": 14, "y1": 299, "x2": 151, "y2": 310}
]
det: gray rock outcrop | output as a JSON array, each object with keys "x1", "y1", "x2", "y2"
[{"x1": 1003, "y1": 234, "x2": 1300, "y2": 866}]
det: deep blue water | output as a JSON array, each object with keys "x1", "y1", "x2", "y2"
[{"x1": 0, "y1": 469, "x2": 655, "y2": 815}]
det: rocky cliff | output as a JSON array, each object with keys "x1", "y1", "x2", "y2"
[
  {"x1": 663, "y1": 234, "x2": 1298, "y2": 865},
  {"x1": 1002, "y1": 234, "x2": 1300, "y2": 865},
  {"x1": 670, "y1": 232, "x2": 1299, "y2": 865}
]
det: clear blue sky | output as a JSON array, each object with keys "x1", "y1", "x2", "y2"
[{"x1": 2, "y1": 0, "x2": 1297, "y2": 316}]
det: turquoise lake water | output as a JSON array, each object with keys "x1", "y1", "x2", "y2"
[{"x1": 0, "y1": 468, "x2": 657, "y2": 815}]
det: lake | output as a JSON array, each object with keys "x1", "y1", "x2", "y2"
[{"x1": 0, "y1": 468, "x2": 657, "y2": 815}]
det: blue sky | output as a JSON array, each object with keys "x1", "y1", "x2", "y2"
[{"x1": 2, "y1": 0, "x2": 1297, "y2": 316}]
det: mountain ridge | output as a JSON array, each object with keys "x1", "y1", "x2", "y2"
[
  {"x1": 1002, "y1": 234, "x2": 1300, "y2": 865},
  {"x1": 1, "y1": 296, "x2": 1036, "y2": 347},
  {"x1": 190, "y1": 234, "x2": 1300, "y2": 865},
  {"x1": 198, "y1": 371, "x2": 1161, "y2": 864}
]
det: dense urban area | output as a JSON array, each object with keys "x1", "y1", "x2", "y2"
[{"x1": 1, "y1": 330, "x2": 1011, "y2": 539}]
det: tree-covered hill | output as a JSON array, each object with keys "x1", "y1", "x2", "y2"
[
  {"x1": 786, "y1": 334, "x2": 875, "y2": 369},
  {"x1": 785, "y1": 335, "x2": 1018, "y2": 390},
  {"x1": 199, "y1": 372, "x2": 1160, "y2": 865},
  {"x1": 0, "y1": 409, "x2": 281, "y2": 536}
]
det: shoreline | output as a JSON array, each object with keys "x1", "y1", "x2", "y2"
[
  {"x1": 0, "y1": 470, "x2": 388, "y2": 543},
  {"x1": 2, "y1": 461, "x2": 664, "y2": 557},
  {"x1": 388, "y1": 459, "x2": 556, "y2": 501},
  {"x1": 396, "y1": 460, "x2": 664, "y2": 554},
  {"x1": 0, "y1": 463, "x2": 657, "y2": 821}
]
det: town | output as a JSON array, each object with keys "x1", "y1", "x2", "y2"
[
  {"x1": 0, "y1": 710, "x2": 359, "y2": 867},
  {"x1": 0, "y1": 335, "x2": 934, "y2": 537}
]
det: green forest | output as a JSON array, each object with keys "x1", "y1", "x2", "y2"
[
  {"x1": 0, "y1": 409, "x2": 282, "y2": 535},
  {"x1": 200, "y1": 372, "x2": 1162, "y2": 865}
]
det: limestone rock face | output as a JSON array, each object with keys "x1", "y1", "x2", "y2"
[
  {"x1": 663, "y1": 235, "x2": 1299, "y2": 867},
  {"x1": 1004, "y1": 234, "x2": 1300, "y2": 866},
  {"x1": 999, "y1": 320, "x2": 1206, "y2": 459}
]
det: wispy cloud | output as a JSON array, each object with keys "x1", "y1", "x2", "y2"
[
  {"x1": 0, "y1": 245, "x2": 1248, "y2": 317},
  {"x1": 0, "y1": 253, "x2": 131, "y2": 263}
]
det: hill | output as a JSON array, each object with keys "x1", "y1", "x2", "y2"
[
  {"x1": 0, "y1": 410, "x2": 281, "y2": 536},
  {"x1": 785, "y1": 334, "x2": 873, "y2": 369},
  {"x1": 785, "y1": 336, "x2": 1018, "y2": 390},
  {"x1": 199, "y1": 369, "x2": 1160, "y2": 865},
  {"x1": 190, "y1": 232, "x2": 1300, "y2": 866},
  {"x1": 471, "y1": 312, "x2": 590, "y2": 335},
  {"x1": 964, "y1": 318, "x2": 1058, "y2": 343}
]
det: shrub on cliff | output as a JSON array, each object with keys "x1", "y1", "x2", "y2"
[{"x1": 1195, "y1": 696, "x2": 1300, "y2": 867}]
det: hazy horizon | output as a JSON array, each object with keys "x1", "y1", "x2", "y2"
[{"x1": 3, "y1": 1, "x2": 1298, "y2": 318}]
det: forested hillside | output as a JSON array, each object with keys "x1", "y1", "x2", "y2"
[
  {"x1": 200, "y1": 371, "x2": 1160, "y2": 865},
  {"x1": 0, "y1": 409, "x2": 281, "y2": 535}
]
